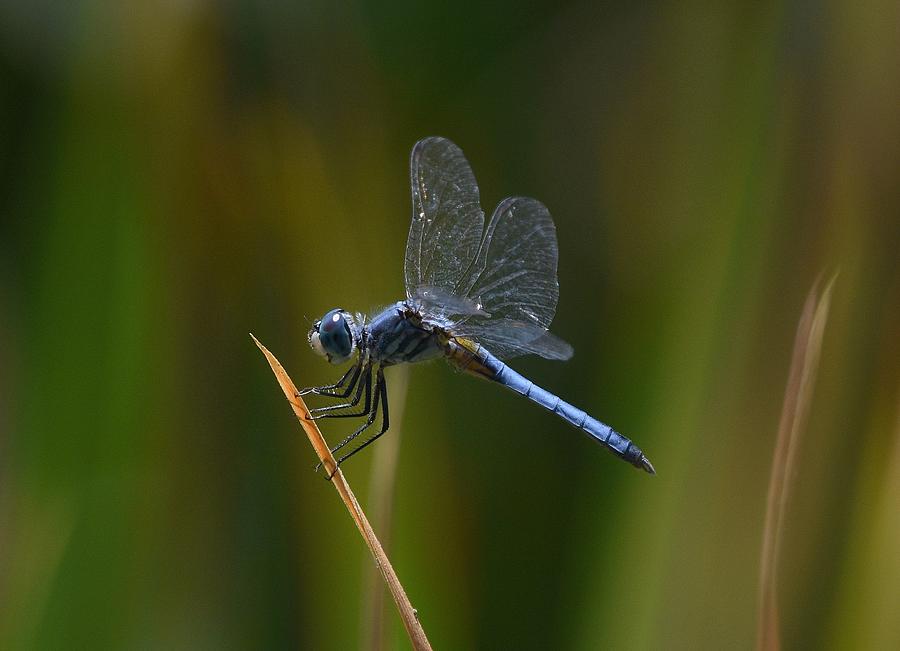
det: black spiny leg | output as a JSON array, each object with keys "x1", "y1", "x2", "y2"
[
  {"x1": 309, "y1": 364, "x2": 372, "y2": 419},
  {"x1": 335, "y1": 368, "x2": 391, "y2": 467},
  {"x1": 328, "y1": 371, "x2": 383, "y2": 458},
  {"x1": 315, "y1": 367, "x2": 381, "y2": 475},
  {"x1": 296, "y1": 355, "x2": 363, "y2": 398}
]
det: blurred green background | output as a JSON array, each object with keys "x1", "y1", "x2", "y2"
[{"x1": 2, "y1": 1, "x2": 898, "y2": 649}]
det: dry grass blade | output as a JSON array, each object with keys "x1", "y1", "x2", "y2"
[
  {"x1": 250, "y1": 334, "x2": 433, "y2": 651},
  {"x1": 756, "y1": 275, "x2": 836, "y2": 651}
]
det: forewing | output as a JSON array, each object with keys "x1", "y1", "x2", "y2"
[
  {"x1": 412, "y1": 285, "x2": 489, "y2": 318},
  {"x1": 405, "y1": 137, "x2": 485, "y2": 299}
]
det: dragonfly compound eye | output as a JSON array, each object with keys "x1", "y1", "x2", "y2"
[{"x1": 310, "y1": 309, "x2": 354, "y2": 364}]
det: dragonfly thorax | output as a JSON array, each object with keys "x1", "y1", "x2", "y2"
[
  {"x1": 308, "y1": 308, "x2": 361, "y2": 364},
  {"x1": 365, "y1": 301, "x2": 448, "y2": 366}
]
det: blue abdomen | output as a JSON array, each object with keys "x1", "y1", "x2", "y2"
[{"x1": 476, "y1": 348, "x2": 652, "y2": 471}]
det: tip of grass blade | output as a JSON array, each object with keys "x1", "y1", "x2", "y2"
[{"x1": 252, "y1": 335, "x2": 433, "y2": 651}]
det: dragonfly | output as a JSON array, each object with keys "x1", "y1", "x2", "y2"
[{"x1": 300, "y1": 136, "x2": 655, "y2": 475}]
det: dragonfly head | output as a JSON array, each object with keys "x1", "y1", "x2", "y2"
[{"x1": 308, "y1": 308, "x2": 358, "y2": 364}]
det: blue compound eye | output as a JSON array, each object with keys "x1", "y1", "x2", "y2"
[{"x1": 308, "y1": 309, "x2": 354, "y2": 364}]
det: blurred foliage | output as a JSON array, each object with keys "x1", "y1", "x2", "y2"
[{"x1": 1, "y1": 1, "x2": 898, "y2": 649}]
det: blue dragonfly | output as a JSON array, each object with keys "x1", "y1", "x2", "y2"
[{"x1": 301, "y1": 137, "x2": 655, "y2": 474}]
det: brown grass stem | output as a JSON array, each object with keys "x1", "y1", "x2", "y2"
[
  {"x1": 251, "y1": 335, "x2": 433, "y2": 651},
  {"x1": 756, "y1": 275, "x2": 836, "y2": 651}
]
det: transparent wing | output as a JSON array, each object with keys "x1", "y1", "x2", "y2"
[
  {"x1": 458, "y1": 319, "x2": 573, "y2": 361},
  {"x1": 404, "y1": 141, "x2": 568, "y2": 361},
  {"x1": 464, "y1": 196, "x2": 560, "y2": 328},
  {"x1": 454, "y1": 197, "x2": 566, "y2": 360},
  {"x1": 404, "y1": 137, "x2": 485, "y2": 299},
  {"x1": 411, "y1": 285, "x2": 489, "y2": 318}
]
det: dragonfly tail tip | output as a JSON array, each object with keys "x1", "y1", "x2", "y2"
[{"x1": 640, "y1": 455, "x2": 656, "y2": 475}]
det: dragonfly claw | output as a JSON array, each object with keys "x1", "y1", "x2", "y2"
[{"x1": 314, "y1": 460, "x2": 339, "y2": 481}]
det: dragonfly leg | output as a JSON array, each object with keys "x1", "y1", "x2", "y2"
[
  {"x1": 315, "y1": 370, "x2": 382, "y2": 476},
  {"x1": 306, "y1": 359, "x2": 363, "y2": 399},
  {"x1": 296, "y1": 356, "x2": 363, "y2": 398},
  {"x1": 309, "y1": 364, "x2": 372, "y2": 419},
  {"x1": 334, "y1": 369, "x2": 391, "y2": 467},
  {"x1": 326, "y1": 376, "x2": 384, "y2": 468}
]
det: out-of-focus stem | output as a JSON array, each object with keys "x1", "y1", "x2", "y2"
[
  {"x1": 361, "y1": 365, "x2": 410, "y2": 651},
  {"x1": 756, "y1": 276, "x2": 835, "y2": 651}
]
